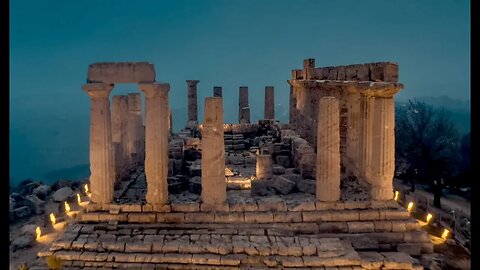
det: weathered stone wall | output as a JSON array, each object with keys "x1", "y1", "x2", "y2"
[{"x1": 291, "y1": 62, "x2": 398, "y2": 82}]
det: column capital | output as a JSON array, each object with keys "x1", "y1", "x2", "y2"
[
  {"x1": 186, "y1": 80, "x2": 200, "y2": 87},
  {"x1": 138, "y1": 83, "x2": 170, "y2": 98},
  {"x1": 82, "y1": 83, "x2": 114, "y2": 99}
]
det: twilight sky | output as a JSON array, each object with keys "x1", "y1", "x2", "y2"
[{"x1": 10, "y1": 0, "x2": 470, "y2": 185}]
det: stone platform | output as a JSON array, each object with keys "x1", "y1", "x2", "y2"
[{"x1": 34, "y1": 188, "x2": 430, "y2": 269}]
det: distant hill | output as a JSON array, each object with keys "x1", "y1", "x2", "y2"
[{"x1": 396, "y1": 95, "x2": 470, "y2": 135}]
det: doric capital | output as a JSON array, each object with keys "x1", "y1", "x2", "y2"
[
  {"x1": 186, "y1": 80, "x2": 200, "y2": 87},
  {"x1": 82, "y1": 83, "x2": 114, "y2": 99},
  {"x1": 138, "y1": 82, "x2": 170, "y2": 98}
]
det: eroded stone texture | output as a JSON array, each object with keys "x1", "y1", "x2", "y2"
[
  {"x1": 345, "y1": 91, "x2": 361, "y2": 175},
  {"x1": 213, "y1": 86, "x2": 222, "y2": 97},
  {"x1": 186, "y1": 80, "x2": 199, "y2": 122},
  {"x1": 83, "y1": 83, "x2": 115, "y2": 204},
  {"x1": 126, "y1": 93, "x2": 143, "y2": 165},
  {"x1": 239, "y1": 86, "x2": 250, "y2": 124},
  {"x1": 289, "y1": 86, "x2": 296, "y2": 128},
  {"x1": 201, "y1": 97, "x2": 226, "y2": 206},
  {"x1": 139, "y1": 83, "x2": 170, "y2": 205},
  {"x1": 316, "y1": 97, "x2": 340, "y2": 202},
  {"x1": 87, "y1": 62, "x2": 155, "y2": 83},
  {"x1": 264, "y1": 86, "x2": 275, "y2": 120}
]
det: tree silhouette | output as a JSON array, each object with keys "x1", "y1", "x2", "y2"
[{"x1": 395, "y1": 99, "x2": 460, "y2": 208}]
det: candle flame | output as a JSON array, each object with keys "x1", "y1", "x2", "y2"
[
  {"x1": 36, "y1": 226, "x2": 41, "y2": 240},
  {"x1": 50, "y1": 213, "x2": 56, "y2": 225},
  {"x1": 426, "y1": 213, "x2": 433, "y2": 223},
  {"x1": 441, "y1": 229, "x2": 449, "y2": 239},
  {"x1": 64, "y1": 202, "x2": 71, "y2": 213},
  {"x1": 407, "y1": 202, "x2": 414, "y2": 212},
  {"x1": 77, "y1": 194, "x2": 81, "y2": 204},
  {"x1": 84, "y1": 184, "x2": 89, "y2": 194},
  {"x1": 394, "y1": 191, "x2": 399, "y2": 201}
]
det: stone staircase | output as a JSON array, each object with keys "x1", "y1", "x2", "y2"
[{"x1": 33, "y1": 195, "x2": 430, "y2": 269}]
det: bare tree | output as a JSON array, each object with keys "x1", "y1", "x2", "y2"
[{"x1": 395, "y1": 99, "x2": 460, "y2": 208}]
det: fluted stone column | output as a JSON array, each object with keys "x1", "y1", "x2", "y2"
[
  {"x1": 83, "y1": 83, "x2": 115, "y2": 204},
  {"x1": 239, "y1": 86, "x2": 250, "y2": 123},
  {"x1": 370, "y1": 97, "x2": 395, "y2": 200},
  {"x1": 111, "y1": 95, "x2": 128, "y2": 179},
  {"x1": 201, "y1": 97, "x2": 226, "y2": 206},
  {"x1": 264, "y1": 86, "x2": 275, "y2": 120},
  {"x1": 139, "y1": 83, "x2": 170, "y2": 205},
  {"x1": 316, "y1": 97, "x2": 340, "y2": 202},
  {"x1": 213, "y1": 86, "x2": 222, "y2": 97},
  {"x1": 345, "y1": 90, "x2": 361, "y2": 175},
  {"x1": 186, "y1": 80, "x2": 199, "y2": 123},
  {"x1": 358, "y1": 95, "x2": 375, "y2": 182},
  {"x1": 126, "y1": 93, "x2": 143, "y2": 165},
  {"x1": 256, "y1": 154, "x2": 273, "y2": 180}
]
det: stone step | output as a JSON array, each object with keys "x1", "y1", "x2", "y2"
[
  {"x1": 80, "y1": 208, "x2": 415, "y2": 226},
  {"x1": 38, "y1": 246, "x2": 422, "y2": 269}
]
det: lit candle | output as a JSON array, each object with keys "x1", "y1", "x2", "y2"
[
  {"x1": 36, "y1": 226, "x2": 41, "y2": 240},
  {"x1": 50, "y1": 213, "x2": 56, "y2": 225},
  {"x1": 64, "y1": 202, "x2": 71, "y2": 213},
  {"x1": 441, "y1": 229, "x2": 449, "y2": 240},
  {"x1": 407, "y1": 202, "x2": 414, "y2": 212},
  {"x1": 77, "y1": 193, "x2": 82, "y2": 204},
  {"x1": 394, "y1": 191, "x2": 399, "y2": 201},
  {"x1": 84, "y1": 184, "x2": 89, "y2": 194},
  {"x1": 426, "y1": 213, "x2": 433, "y2": 223}
]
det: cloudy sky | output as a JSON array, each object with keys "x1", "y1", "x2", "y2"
[{"x1": 10, "y1": 0, "x2": 470, "y2": 185}]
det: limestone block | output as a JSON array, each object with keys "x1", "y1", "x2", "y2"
[
  {"x1": 244, "y1": 212, "x2": 274, "y2": 223},
  {"x1": 87, "y1": 62, "x2": 155, "y2": 83},
  {"x1": 318, "y1": 222, "x2": 348, "y2": 233},
  {"x1": 272, "y1": 175, "x2": 295, "y2": 195},
  {"x1": 273, "y1": 211, "x2": 302, "y2": 223},
  {"x1": 302, "y1": 211, "x2": 332, "y2": 222},
  {"x1": 171, "y1": 203, "x2": 200, "y2": 212},
  {"x1": 185, "y1": 212, "x2": 215, "y2": 223},
  {"x1": 381, "y1": 252, "x2": 414, "y2": 269},
  {"x1": 272, "y1": 165, "x2": 286, "y2": 175},
  {"x1": 275, "y1": 155, "x2": 291, "y2": 168},
  {"x1": 287, "y1": 201, "x2": 316, "y2": 211},
  {"x1": 297, "y1": 179, "x2": 316, "y2": 194},
  {"x1": 347, "y1": 221, "x2": 375, "y2": 233}
]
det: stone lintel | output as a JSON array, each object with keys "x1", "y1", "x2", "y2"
[
  {"x1": 287, "y1": 80, "x2": 403, "y2": 97},
  {"x1": 87, "y1": 62, "x2": 155, "y2": 83}
]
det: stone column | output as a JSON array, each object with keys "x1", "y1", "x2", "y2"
[
  {"x1": 239, "y1": 86, "x2": 249, "y2": 123},
  {"x1": 213, "y1": 86, "x2": 222, "y2": 97},
  {"x1": 126, "y1": 93, "x2": 143, "y2": 165},
  {"x1": 358, "y1": 95, "x2": 375, "y2": 182},
  {"x1": 316, "y1": 97, "x2": 340, "y2": 202},
  {"x1": 256, "y1": 154, "x2": 273, "y2": 180},
  {"x1": 201, "y1": 97, "x2": 226, "y2": 206},
  {"x1": 168, "y1": 109, "x2": 173, "y2": 135},
  {"x1": 111, "y1": 96, "x2": 128, "y2": 179},
  {"x1": 186, "y1": 80, "x2": 199, "y2": 123},
  {"x1": 289, "y1": 86, "x2": 297, "y2": 128},
  {"x1": 264, "y1": 86, "x2": 275, "y2": 120},
  {"x1": 370, "y1": 97, "x2": 395, "y2": 200},
  {"x1": 82, "y1": 83, "x2": 115, "y2": 204},
  {"x1": 138, "y1": 83, "x2": 170, "y2": 205},
  {"x1": 118, "y1": 96, "x2": 129, "y2": 175},
  {"x1": 345, "y1": 90, "x2": 361, "y2": 175}
]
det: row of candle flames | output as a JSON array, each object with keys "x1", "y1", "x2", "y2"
[
  {"x1": 35, "y1": 184, "x2": 91, "y2": 241},
  {"x1": 394, "y1": 191, "x2": 449, "y2": 240},
  {"x1": 33, "y1": 187, "x2": 449, "y2": 242}
]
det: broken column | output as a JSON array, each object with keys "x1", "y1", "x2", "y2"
[
  {"x1": 264, "y1": 86, "x2": 275, "y2": 120},
  {"x1": 201, "y1": 97, "x2": 226, "y2": 206},
  {"x1": 289, "y1": 86, "x2": 296, "y2": 128},
  {"x1": 186, "y1": 80, "x2": 199, "y2": 124},
  {"x1": 126, "y1": 93, "x2": 143, "y2": 165},
  {"x1": 370, "y1": 97, "x2": 395, "y2": 200},
  {"x1": 316, "y1": 96, "x2": 340, "y2": 202},
  {"x1": 139, "y1": 83, "x2": 170, "y2": 205},
  {"x1": 256, "y1": 154, "x2": 273, "y2": 180},
  {"x1": 82, "y1": 83, "x2": 115, "y2": 204},
  {"x1": 239, "y1": 86, "x2": 250, "y2": 123},
  {"x1": 213, "y1": 86, "x2": 222, "y2": 97},
  {"x1": 111, "y1": 95, "x2": 128, "y2": 179}
]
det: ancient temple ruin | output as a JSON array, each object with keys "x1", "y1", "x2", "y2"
[{"x1": 37, "y1": 60, "x2": 431, "y2": 269}]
